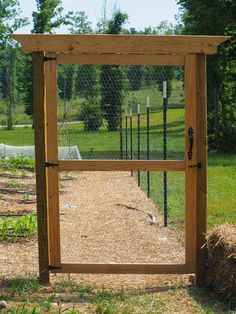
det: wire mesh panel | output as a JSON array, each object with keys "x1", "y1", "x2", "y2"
[
  {"x1": 56, "y1": 64, "x2": 185, "y2": 161},
  {"x1": 59, "y1": 170, "x2": 185, "y2": 265}
]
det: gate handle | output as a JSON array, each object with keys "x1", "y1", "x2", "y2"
[{"x1": 188, "y1": 127, "x2": 194, "y2": 160}]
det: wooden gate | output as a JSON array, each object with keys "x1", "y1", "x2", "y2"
[{"x1": 11, "y1": 34, "x2": 229, "y2": 285}]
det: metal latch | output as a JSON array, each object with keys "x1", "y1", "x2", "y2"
[
  {"x1": 49, "y1": 265, "x2": 61, "y2": 270},
  {"x1": 189, "y1": 163, "x2": 202, "y2": 169},
  {"x1": 43, "y1": 56, "x2": 57, "y2": 62},
  {"x1": 44, "y1": 162, "x2": 58, "y2": 167}
]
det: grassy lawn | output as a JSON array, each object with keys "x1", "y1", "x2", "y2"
[{"x1": 0, "y1": 277, "x2": 235, "y2": 313}]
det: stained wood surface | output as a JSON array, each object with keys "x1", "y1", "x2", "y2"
[
  {"x1": 56, "y1": 53, "x2": 185, "y2": 65},
  {"x1": 58, "y1": 160, "x2": 185, "y2": 172},
  {"x1": 185, "y1": 55, "x2": 197, "y2": 274},
  {"x1": 52, "y1": 263, "x2": 186, "y2": 274},
  {"x1": 33, "y1": 52, "x2": 49, "y2": 284},
  {"x1": 11, "y1": 34, "x2": 230, "y2": 54},
  {"x1": 44, "y1": 53, "x2": 61, "y2": 268},
  {"x1": 195, "y1": 54, "x2": 207, "y2": 285}
]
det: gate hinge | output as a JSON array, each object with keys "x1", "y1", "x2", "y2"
[
  {"x1": 49, "y1": 265, "x2": 61, "y2": 270},
  {"x1": 43, "y1": 56, "x2": 57, "y2": 62},
  {"x1": 189, "y1": 163, "x2": 202, "y2": 169},
  {"x1": 44, "y1": 162, "x2": 58, "y2": 168}
]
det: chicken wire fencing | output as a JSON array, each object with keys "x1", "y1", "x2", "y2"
[{"x1": 57, "y1": 64, "x2": 185, "y2": 227}]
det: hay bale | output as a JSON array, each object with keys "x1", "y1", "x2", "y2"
[{"x1": 206, "y1": 224, "x2": 236, "y2": 303}]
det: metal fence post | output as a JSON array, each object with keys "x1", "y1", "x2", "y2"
[
  {"x1": 137, "y1": 104, "x2": 141, "y2": 187},
  {"x1": 163, "y1": 81, "x2": 168, "y2": 227},
  {"x1": 130, "y1": 109, "x2": 133, "y2": 176},
  {"x1": 125, "y1": 110, "x2": 128, "y2": 160},
  {"x1": 147, "y1": 95, "x2": 150, "y2": 198}
]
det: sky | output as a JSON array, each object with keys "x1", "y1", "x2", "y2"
[{"x1": 16, "y1": 0, "x2": 180, "y2": 33}]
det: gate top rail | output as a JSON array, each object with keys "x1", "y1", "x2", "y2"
[{"x1": 11, "y1": 34, "x2": 230, "y2": 55}]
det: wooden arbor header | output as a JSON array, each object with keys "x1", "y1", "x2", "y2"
[
  {"x1": 11, "y1": 34, "x2": 229, "y2": 285},
  {"x1": 11, "y1": 34, "x2": 228, "y2": 55}
]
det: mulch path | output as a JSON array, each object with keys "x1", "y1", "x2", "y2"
[{"x1": 0, "y1": 170, "x2": 187, "y2": 289}]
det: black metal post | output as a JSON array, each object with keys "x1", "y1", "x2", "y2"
[
  {"x1": 125, "y1": 110, "x2": 128, "y2": 160},
  {"x1": 119, "y1": 106, "x2": 123, "y2": 159},
  {"x1": 147, "y1": 96, "x2": 150, "y2": 198},
  {"x1": 137, "y1": 104, "x2": 141, "y2": 187},
  {"x1": 163, "y1": 81, "x2": 168, "y2": 227},
  {"x1": 130, "y1": 109, "x2": 133, "y2": 176}
]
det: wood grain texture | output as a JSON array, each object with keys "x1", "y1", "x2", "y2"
[
  {"x1": 33, "y1": 52, "x2": 49, "y2": 284},
  {"x1": 58, "y1": 160, "x2": 185, "y2": 172},
  {"x1": 51, "y1": 263, "x2": 186, "y2": 274},
  {"x1": 11, "y1": 34, "x2": 230, "y2": 54},
  {"x1": 56, "y1": 53, "x2": 184, "y2": 65},
  {"x1": 195, "y1": 54, "x2": 207, "y2": 285},
  {"x1": 185, "y1": 54, "x2": 197, "y2": 274},
  {"x1": 44, "y1": 53, "x2": 61, "y2": 268}
]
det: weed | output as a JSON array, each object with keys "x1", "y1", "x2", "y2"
[
  {"x1": 6, "y1": 179, "x2": 21, "y2": 188},
  {"x1": 23, "y1": 193, "x2": 32, "y2": 201},
  {"x1": 42, "y1": 298, "x2": 52, "y2": 312},
  {"x1": 10, "y1": 279, "x2": 39, "y2": 297},
  {"x1": 95, "y1": 289, "x2": 129, "y2": 314}
]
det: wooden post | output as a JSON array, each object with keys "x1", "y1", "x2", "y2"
[
  {"x1": 195, "y1": 54, "x2": 207, "y2": 285},
  {"x1": 33, "y1": 52, "x2": 50, "y2": 284},
  {"x1": 185, "y1": 54, "x2": 197, "y2": 275},
  {"x1": 44, "y1": 53, "x2": 61, "y2": 269}
]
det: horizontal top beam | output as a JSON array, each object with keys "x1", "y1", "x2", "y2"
[{"x1": 10, "y1": 34, "x2": 230, "y2": 55}]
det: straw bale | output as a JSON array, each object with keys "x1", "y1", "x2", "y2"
[{"x1": 206, "y1": 224, "x2": 236, "y2": 303}]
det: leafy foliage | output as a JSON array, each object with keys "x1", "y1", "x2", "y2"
[
  {"x1": 177, "y1": 0, "x2": 236, "y2": 152},
  {"x1": 77, "y1": 65, "x2": 99, "y2": 99},
  {"x1": 0, "y1": 0, "x2": 28, "y2": 46},
  {"x1": 0, "y1": 214, "x2": 37, "y2": 240},
  {"x1": 0, "y1": 157, "x2": 35, "y2": 171},
  {"x1": 100, "y1": 11, "x2": 128, "y2": 131},
  {"x1": 58, "y1": 64, "x2": 77, "y2": 100},
  {"x1": 32, "y1": 0, "x2": 65, "y2": 33},
  {"x1": 66, "y1": 11, "x2": 92, "y2": 34},
  {"x1": 78, "y1": 99, "x2": 102, "y2": 131}
]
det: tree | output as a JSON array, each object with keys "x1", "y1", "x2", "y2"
[
  {"x1": 0, "y1": 0, "x2": 28, "y2": 129},
  {"x1": 0, "y1": 0, "x2": 28, "y2": 45},
  {"x1": 66, "y1": 11, "x2": 98, "y2": 101},
  {"x1": 128, "y1": 66, "x2": 143, "y2": 91},
  {"x1": 32, "y1": 0, "x2": 64, "y2": 34},
  {"x1": 177, "y1": 0, "x2": 236, "y2": 152},
  {"x1": 66, "y1": 11, "x2": 92, "y2": 34},
  {"x1": 23, "y1": 0, "x2": 67, "y2": 124},
  {"x1": 77, "y1": 65, "x2": 99, "y2": 99},
  {"x1": 100, "y1": 11, "x2": 128, "y2": 131},
  {"x1": 57, "y1": 64, "x2": 76, "y2": 100}
]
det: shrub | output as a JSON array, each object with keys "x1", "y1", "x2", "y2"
[{"x1": 78, "y1": 99, "x2": 102, "y2": 131}]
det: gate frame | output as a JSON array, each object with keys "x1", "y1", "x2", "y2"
[{"x1": 11, "y1": 34, "x2": 229, "y2": 285}]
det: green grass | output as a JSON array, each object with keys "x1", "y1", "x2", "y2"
[
  {"x1": 140, "y1": 153, "x2": 236, "y2": 229},
  {"x1": 1, "y1": 277, "x2": 235, "y2": 313}
]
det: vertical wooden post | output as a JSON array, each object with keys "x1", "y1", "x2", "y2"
[
  {"x1": 195, "y1": 53, "x2": 207, "y2": 285},
  {"x1": 33, "y1": 52, "x2": 50, "y2": 284},
  {"x1": 185, "y1": 54, "x2": 197, "y2": 274},
  {"x1": 44, "y1": 53, "x2": 61, "y2": 269}
]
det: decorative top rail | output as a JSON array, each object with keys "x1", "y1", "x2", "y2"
[{"x1": 10, "y1": 34, "x2": 230, "y2": 55}]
